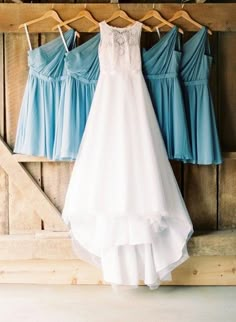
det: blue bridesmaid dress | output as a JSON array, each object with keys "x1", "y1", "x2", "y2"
[
  {"x1": 180, "y1": 27, "x2": 222, "y2": 165},
  {"x1": 14, "y1": 29, "x2": 75, "y2": 159},
  {"x1": 53, "y1": 34, "x2": 100, "y2": 160},
  {"x1": 142, "y1": 27, "x2": 192, "y2": 161}
]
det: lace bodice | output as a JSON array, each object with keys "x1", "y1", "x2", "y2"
[{"x1": 99, "y1": 21, "x2": 142, "y2": 73}]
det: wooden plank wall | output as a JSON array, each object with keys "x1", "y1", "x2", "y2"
[{"x1": 0, "y1": 4, "x2": 235, "y2": 236}]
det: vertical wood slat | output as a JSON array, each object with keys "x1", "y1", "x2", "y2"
[
  {"x1": 5, "y1": 33, "x2": 42, "y2": 234},
  {"x1": 0, "y1": 33, "x2": 8, "y2": 234},
  {"x1": 219, "y1": 160, "x2": 236, "y2": 230},
  {"x1": 184, "y1": 165, "x2": 217, "y2": 231},
  {"x1": 218, "y1": 32, "x2": 236, "y2": 230},
  {"x1": 40, "y1": 33, "x2": 74, "y2": 230},
  {"x1": 218, "y1": 32, "x2": 236, "y2": 152}
]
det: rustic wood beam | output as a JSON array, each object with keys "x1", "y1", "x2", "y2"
[
  {"x1": 0, "y1": 137, "x2": 68, "y2": 231},
  {"x1": 0, "y1": 256, "x2": 235, "y2": 285},
  {"x1": 12, "y1": 152, "x2": 236, "y2": 162},
  {"x1": 0, "y1": 229, "x2": 235, "y2": 260},
  {"x1": 0, "y1": 4, "x2": 235, "y2": 33}
]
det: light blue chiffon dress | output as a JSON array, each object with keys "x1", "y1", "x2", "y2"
[
  {"x1": 53, "y1": 34, "x2": 100, "y2": 161},
  {"x1": 14, "y1": 29, "x2": 75, "y2": 159},
  {"x1": 142, "y1": 27, "x2": 192, "y2": 161},
  {"x1": 180, "y1": 27, "x2": 222, "y2": 165}
]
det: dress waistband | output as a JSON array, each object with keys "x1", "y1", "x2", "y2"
[
  {"x1": 145, "y1": 72, "x2": 178, "y2": 80},
  {"x1": 184, "y1": 79, "x2": 208, "y2": 86},
  {"x1": 29, "y1": 70, "x2": 67, "y2": 82},
  {"x1": 68, "y1": 73, "x2": 97, "y2": 84}
]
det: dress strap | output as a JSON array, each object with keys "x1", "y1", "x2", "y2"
[
  {"x1": 72, "y1": 31, "x2": 77, "y2": 49},
  {"x1": 24, "y1": 24, "x2": 32, "y2": 51},
  {"x1": 156, "y1": 27, "x2": 161, "y2": 40},
  {"x1": 57, "y1": 25, "x2": 69, "y2": 53}
]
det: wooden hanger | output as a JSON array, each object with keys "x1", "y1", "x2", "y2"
[
  {"x1": 89, "y1": 8, "x2": 152, "y2": 32},
  {"x1": 157, "y1": 10, "x2": 212, "y2": 35},
  {"x1": 52, "y1": 9, "x2": 99, "y2": 37},
  {"x1": 18, "y1": 9, "x2": 71, "y2": 32},
  {"x1": 140, "y1": 9, "x2": 184, "y2": 34}
]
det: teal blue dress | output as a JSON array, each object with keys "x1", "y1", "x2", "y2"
[
  {"x1": 180, "y1": 27, "x2": 222, "y2": 165},
  {"x1": 142, "y1": 27, "x2": 192, "y2": 161},
  {"x1": 14, "y1": 29, "x2": 75, "y2": 159},
  {"x1": 53, "y1": 34, "x2": 100, "y2": 160}
]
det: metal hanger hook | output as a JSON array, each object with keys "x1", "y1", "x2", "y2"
[
  {"x1": 153, "y1": 3, "x2": 155, "y2": 9},
  {"x1": 181, "y1": 0, "x2": 185, "y2": 9},
  {"x1": 84, "y1": 3, "x2": 87, "y2": 9}
]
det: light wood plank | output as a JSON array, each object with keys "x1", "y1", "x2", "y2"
[
  {"x1": 9, "y1": 164, "x2": 42, "y2": 234},
  {"x1": 39, "y1": 33, "x2": 74, "y2": 230},
  {"x1": 188, "y1": 229, "x2": 236, "y2": 256},
  {"x1": 14, "y1": 154, "x2": 56, "y2": 162},
  {"x1": 5, "y1": 33, "x2": 43, "y2": 233},
  {"x1": 0, "y1": 230, "x2": 236, "y2": 260},
  {"x1": 42, "y1": 162, "x2": 74, "y2": 214},
  {"x1": 219, "y1": 160, "x2": 236, "y2": 229},
  {"x1": 0, "y1": 33, "x2": 9, "y2": 235},
  {"x1": 12, "y1": 152, "x2": 236, "y2": 162},
  {"x1": 184, "y1": 165, "x2": 217, "y2": 230},
  {"x1": 0, "y1": 137, "x2": 67, "y2": 231},
  {"x1": 0, "y1": 256, "x2": 235, "y2": 285},
  {"x1": 0, "y1": 4, "x2": 235, "y2": 33}
]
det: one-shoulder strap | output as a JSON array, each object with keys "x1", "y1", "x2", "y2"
[
  {"x1": 57, "y1": 25, "x2": 69, "y2": 53},
  {"x1": 24, "y1": 24, "x2": 32, "y2": 51},
  {"x1": 205, "y1": 31, "x2": 211, "y2": 56}
]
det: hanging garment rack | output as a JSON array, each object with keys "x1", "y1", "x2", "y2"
[{"x1": 0, "y1": 3, "x2": 235, "y2": 33}]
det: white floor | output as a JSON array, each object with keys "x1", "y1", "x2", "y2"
[{"x1": 0, "y1": 284, "x2": 235, "y2": 322}]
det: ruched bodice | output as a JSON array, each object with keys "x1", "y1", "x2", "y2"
[
  {"x1": 14, "y1": 29, "x2": 75, "y2": 159},
  {"x1": 99, "y1": 21, "x2": 142, "y2": 74},
  {"x1": 143, "y1": 27, "x2": 181, "y2": 79},
  {"x1": 65, "y1": 34, "x2": 100, "y2": 83},
  {"x1": 28, "y1": 29, "x2": 75, "y2": 80},
  {"x1": 53, "y1": 34, "x2": 100, "y2": 160}
]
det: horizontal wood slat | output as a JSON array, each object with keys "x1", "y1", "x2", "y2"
[
  {"x1": 0, "y1": 4, "x2": 235, "y2": 32},
  {"x1": 0, "y1": 230, "x2": 235, "y2": 260},
  {"x1": 0, "y1": 256, "x2": 235, "y2": 285},
  {"x1": 13, "y1": 152, "x2": 236, "y2": 162}
]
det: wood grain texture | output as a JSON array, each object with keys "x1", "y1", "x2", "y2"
[
  {"x1": 39, "y1": 33, "x2": 74, "y2": 230},
  {"x1": 0, "y1": 256, "x2": 235, "y2": 285},
  {"x1": 184, "y1": 165, "x2": 217, "y2": 230},
  {"x1": 218, "y1": 32, "x2": 236, "y2": 152},
  {"x1": 5, "y1": 33, "x2": 33, "y2": 149},
  {"x1": 1, "y1": 229, "x2": 236, "y2": 260},
  {"x1": 4, "y1": 33, "x2": 43, "y2": 233},
  {"x1": 0, "y1": 33, "x2": 9, "y2": 235},
  {"x1": 0, "y1": 4, "x2": 235, "y2": 32},
  {"x1": 8, "y1": 164, "x2": 42, "y2": 234},
  {"x1": 0, "y1": 137, "x2": 66, "y2": 231},
  {"x1": 219, "y1": 160, "x2": 236, "y2": 229},
  {"x1": 42, "y1": 162, "x2": 74, "y2": 215}
]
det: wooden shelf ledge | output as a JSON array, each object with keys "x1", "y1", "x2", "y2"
[
  {"x1": 0, "y1": 229, "x2": 235, "y2": 260},
  {"x1": 13, "y1": 152, "x2": 236, "y2": 162}
]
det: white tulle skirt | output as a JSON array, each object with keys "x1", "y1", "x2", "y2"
[{"x1": 62, "y1": 71, "x2": 194, "y2": 289}]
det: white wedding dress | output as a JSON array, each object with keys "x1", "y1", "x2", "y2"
[{"x1": 62, "y1": 21, "x2": 194, "y2": 289}]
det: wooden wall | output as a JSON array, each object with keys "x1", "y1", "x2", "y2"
[{"x1": 0, "y1": 3, "x2": 235, "y2": 285}]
